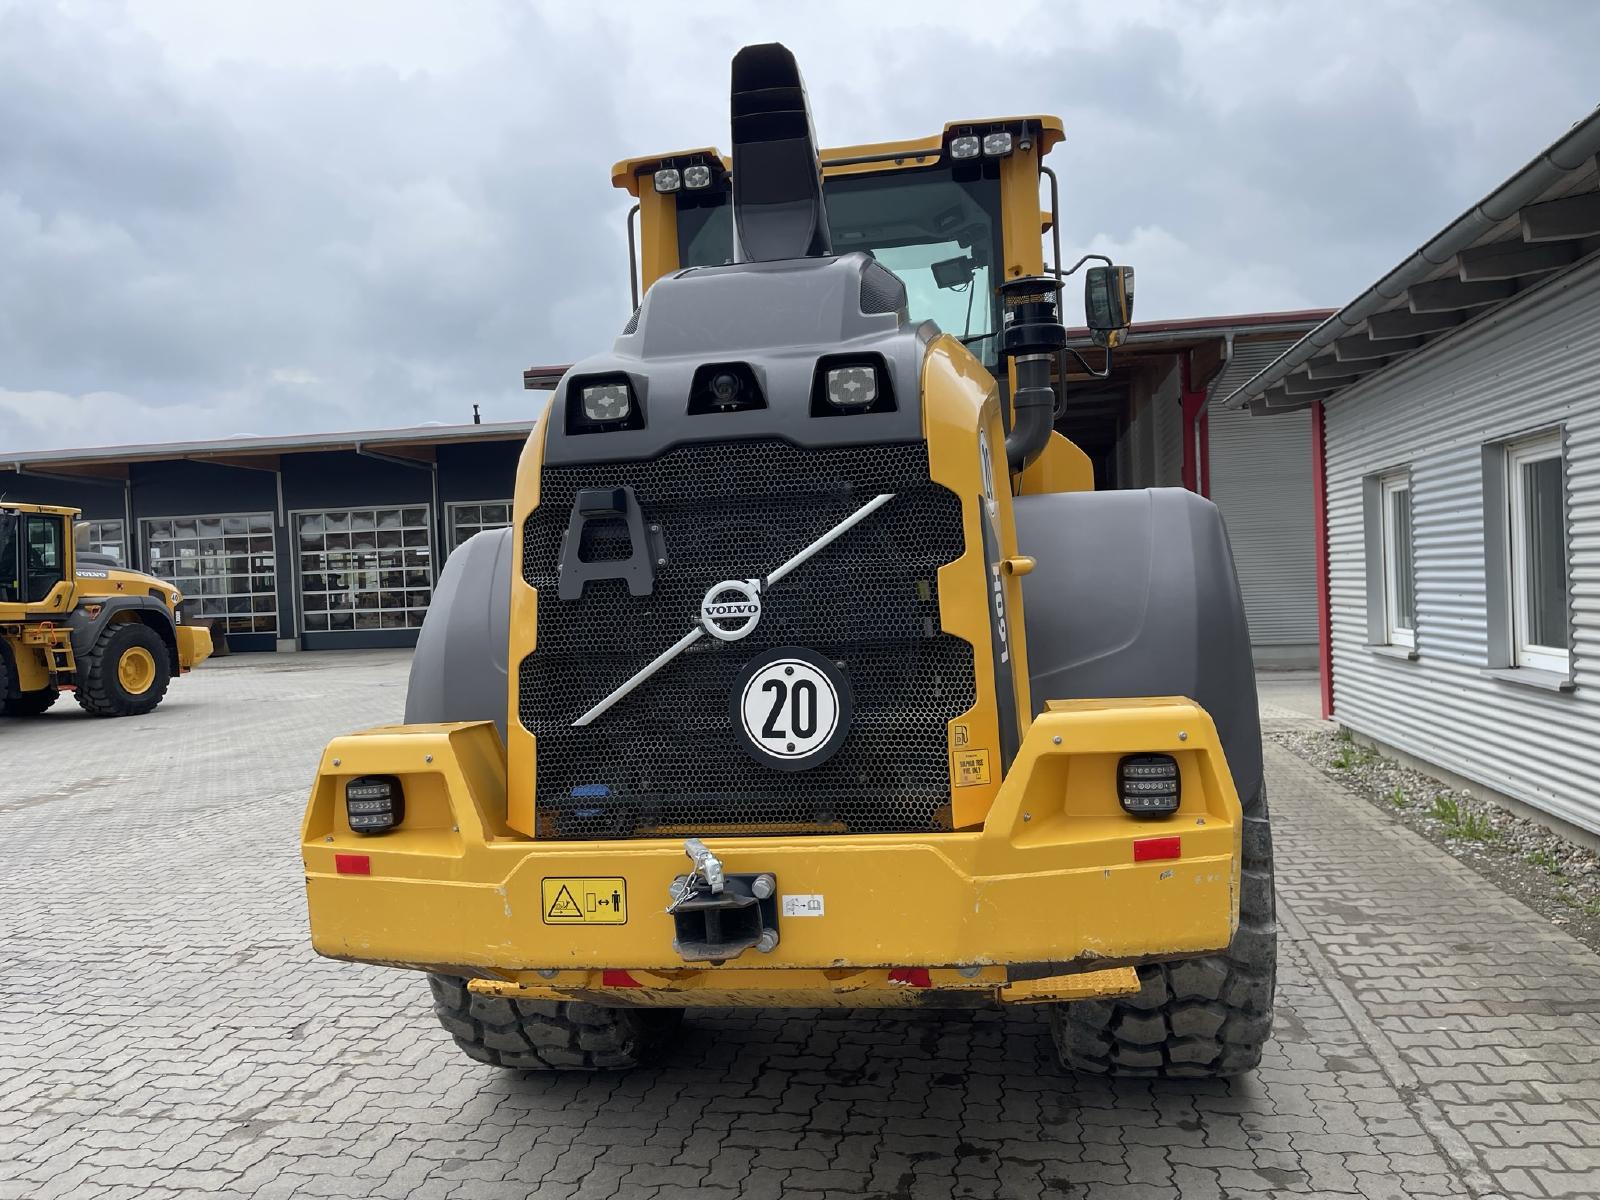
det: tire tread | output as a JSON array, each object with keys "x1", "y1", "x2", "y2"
[{"x1": 427, "y1": 973, "x2": 681, "y2": 1071}]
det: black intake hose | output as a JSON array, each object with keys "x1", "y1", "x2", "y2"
[{"x1": 1006, "y1": 353, "x2": 1056, "y2": 473}]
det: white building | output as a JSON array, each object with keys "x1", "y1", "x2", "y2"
[{"x1": 1227, "y1": 108, "x2": 1600, "y2": 842}]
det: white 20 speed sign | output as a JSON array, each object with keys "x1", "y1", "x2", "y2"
[{"x1": 731, "y1": 647, "x2": 854, "y2": 771}]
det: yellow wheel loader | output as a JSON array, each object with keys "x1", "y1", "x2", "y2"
[
  {"x1": 301, "y1": 44, "x2": 1275, "y2": 1078},
  {"x1": 0, "y1": 502, "x2": 212, "y2": 717}
]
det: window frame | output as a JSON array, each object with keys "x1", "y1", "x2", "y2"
[
  {"x1": 84, "y1": 518, "x2": 128, "y2": 567},
  {"x1": 291, "y1": 503, "x2": 435, "y2": 634},
  {"x1": 1378, "y1": 472, "x2": 1416, "y2": 649},
  {"x1": 140, "y1": 511, "x2": 279, "y2": 636},
  {"x1": 1505, "y1": 431, "x2": 1570, "y2": 675},
  {"x1": 447, "y1": 499, "x2": 514, "y2": 553}
]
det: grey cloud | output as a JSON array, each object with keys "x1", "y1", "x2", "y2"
[{"x1": 1, "y1": 0, "x2": 1597, "y2": 452}]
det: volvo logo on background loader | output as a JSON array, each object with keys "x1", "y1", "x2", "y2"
[{"x1": 303, "y1": 40, "x2": 1275, "y2": 1088}]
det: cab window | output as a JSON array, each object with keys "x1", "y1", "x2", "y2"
[
  {"x1": 24, "y1": 514, "x2": 66, "y2": 603},
  {"x1": 675, "y1": 166, "x2": 1005, "y2": 367}
]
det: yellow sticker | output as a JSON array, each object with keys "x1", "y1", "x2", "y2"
[
  {"x1": 541, "y1": 878, "x2": 628, "y2": 925},
  {"x1": 952, "y1": 723, "x2": 970, "y2": 748},
  {"x1": 953, "y1": 749, "x2": 992, "y2": 787}
]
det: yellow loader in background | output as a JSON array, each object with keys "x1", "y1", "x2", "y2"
[{"x1": 0, "y1": 502, "x2": 211, "y2": 716}]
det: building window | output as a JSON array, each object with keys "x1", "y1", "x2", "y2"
[
  {"x1": 1379, "y1": 473, "x2": 1416, "y2": 648},
  {"x1": 296, "y1": 506, "x2": 433, "y2": 632},
  {"x1": 142, "y1": 514, "x2": 279, "y2": 635},
  {"x1": 83, "y1": 519, "x2": 128, "y2": 566},
  {"x1": 1506, "y1": 432, "x2": 1569, "y2": 674},
  {"x1": 448, "y1": 501, "x2": 513, "y2": 551}
]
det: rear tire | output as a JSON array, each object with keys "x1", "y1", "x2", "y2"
[
  {"x1": 3, "y1": 687, "x2": 60, "y2": 716},
  {"x1": 1049, "y1": 784, "x2": 1277, "y2": 1078},
  {"x1": 75, "y1": 622, "x2": 172, "y2": 717},
  {"x1": 427, "y1": 974, "x2": 683, "y2": 1070}
]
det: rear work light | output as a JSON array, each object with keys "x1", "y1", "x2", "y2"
[
  {"x1": 1117, "y1": 754, "x2": 1180, "y2": 816},
  {"x1": 345, "y1": 775, "x2": 404, "y2": 834},
  {"x1": 982, "y1": 131, "x2": 1014, "y2": 157}
]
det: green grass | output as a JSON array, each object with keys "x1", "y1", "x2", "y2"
[
  {"x1": 1389, "y1": 786, "x2": 1408, "y2": 809},
  {"x1": 1428, "y1": 794, "x2": 1495, "y2": 841},
  {"x1": 1525, "y1": 849, "x2": 1566, "y2": 878},
  {"x1": 1429, "y1": 795, "x2": 1462, "y2": 824},
  {"x1": 1331, "y1": 741, "x2": 1376, "y2": 770}
]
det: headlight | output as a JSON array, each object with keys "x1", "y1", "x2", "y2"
[
  {"x1": 566, "y1": 375, "x2": 644, "y2": 434},
  {"x1": 581, "y1": 382, "x2": 633, "y2": 423},
  {"x1": 345, "y1": 775, "x2": 404, "y2": 834},
  {"x1": 811, "y1": 356, "x2": 894, "y2": 416},
  {"x1": 653, "y1": 167, "x2": 681, "y2": 193},
  {"x1": 949, "y1": 135, "x2": 980, "y2": 159},
  {"x1": 682, "y1": 164, "x2": 713, "y2": 189},
  {"x1": 982, "y1": 131, "x2": 1014, "y2": 157},
  {"x1": 825, "y1": 365, "x2": 878, "y2": 408}
]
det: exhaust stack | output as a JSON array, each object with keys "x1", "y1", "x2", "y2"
[{"x1": 729, "y1": 43, "x2": 832, "y2": 263}]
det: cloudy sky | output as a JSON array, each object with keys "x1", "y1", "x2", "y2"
[{"x1": 2, "y1": 0, "x2": 1597, "y2": 453}]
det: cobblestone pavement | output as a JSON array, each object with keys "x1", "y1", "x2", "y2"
[{"x1": 3, "y1": 655, "x2": 1599, "y2": 1198}]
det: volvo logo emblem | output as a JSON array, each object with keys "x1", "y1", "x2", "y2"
[{"x1": 700, "y1": 578, "x2": 763, "y2": 641}]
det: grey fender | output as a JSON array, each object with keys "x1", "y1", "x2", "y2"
[
  {"x1": 404, "y1": 528, "x2": 513, "y2": 739},
  {"x1": 65, "y1": 596, "x2": 179, "y2": 672},
  {"x1": 1014, "y1": 488, "x2": 1263, "y2": 807}
]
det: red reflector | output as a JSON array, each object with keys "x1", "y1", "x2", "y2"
[
  {"x1": 334, "y1": 853, "x2": 371, "y2": 875},
  {"x1": 602, "y1": 969, "x2": 643, "y2": 988},
  {"x1": 1133, "y1": 836, "x2": 1182, "y2": 862},
  {"x1": 888, "y1": 967, "x2": 932, "y2": 988}
]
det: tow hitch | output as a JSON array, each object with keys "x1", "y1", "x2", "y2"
[{"x1": 668, "y1": 838, "x2": 779, "y2": 962}]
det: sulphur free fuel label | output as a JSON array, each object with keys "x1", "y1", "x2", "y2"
[{"x1": 541, "y1": 877, "x2": 627, "y2": 924}]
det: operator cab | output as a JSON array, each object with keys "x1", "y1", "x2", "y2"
[
  {"x1": 0, "y1": 505, "x2": 69, "y2": 607},
  {"x1": 618, "y1": 118, "x2": 1064, "y2": 380}
]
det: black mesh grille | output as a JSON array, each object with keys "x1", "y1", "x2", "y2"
[
  {"x1": 858, "y1": 260, "x2": 908, "y2": 315},
  {"x1": 520, "y1": 439, "x2": 972, "y2": 839}
]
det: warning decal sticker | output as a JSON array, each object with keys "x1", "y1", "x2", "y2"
[
  {"x1": 540, "y1": 877, "x2": 628, "y2": 925},
  {"x1": 952, "y1": 749, "x2": 993, "y2": 788}
]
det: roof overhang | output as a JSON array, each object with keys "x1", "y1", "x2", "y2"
[
  {"x1": 1224, "y1": 108, "x2": 1600, "y2": 412},
  {"x1": 5, "y1": 421, "x2": 534, "y2": 474}
]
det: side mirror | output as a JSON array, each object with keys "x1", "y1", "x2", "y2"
[{"x1": 1085, "y1": 265, "x2": 1135, "y2": 348}]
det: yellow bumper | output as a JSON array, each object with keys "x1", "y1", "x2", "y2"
[
  {"x1": 300, "y1": 698, "x2": 1242, "y2": 1007},
  {"x1": 176, "y1": 624, "x2": 212, "y2": 670}
]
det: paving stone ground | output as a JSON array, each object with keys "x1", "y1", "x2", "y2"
[{"x1": 3, "y1": 656, "x2": 1598, "y2": 1199}]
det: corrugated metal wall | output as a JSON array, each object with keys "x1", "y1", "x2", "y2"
[
  {"x1": 1326, "y1": 255, "x2": 1600, "y2": 835},
  {"x1": 1209, "y1": 404, "x2": 1317, "y2": 657},
  {"x1": 1153, "y1": 363, "x2": 1183, "y2": 487},
  {"x1": 1116, "y1": 371, "x2": 1155, "y2": 487}
]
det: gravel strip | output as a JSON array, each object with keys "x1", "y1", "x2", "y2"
[{"x1": 1271, "y1": 727, "x2": 1600, "y2": 953}]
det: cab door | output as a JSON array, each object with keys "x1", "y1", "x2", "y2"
[{"x1": 22, "y1": 513, "x2": 73, "y2": 612}]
